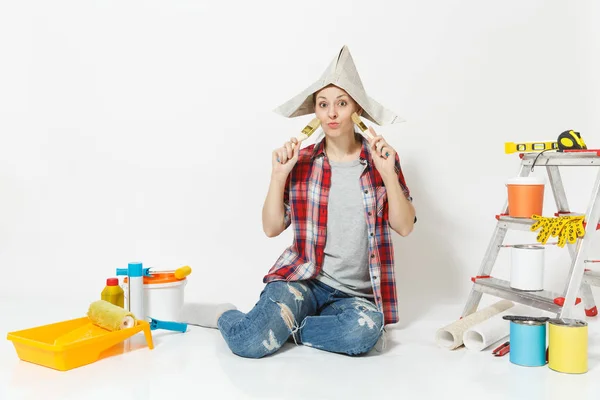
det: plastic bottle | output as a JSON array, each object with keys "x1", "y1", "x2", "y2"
[{"x1": 101, "y1": 278, "x2": 125, "y2": 308}]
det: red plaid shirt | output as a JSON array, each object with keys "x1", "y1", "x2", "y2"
[{"x1": 263, "y1": 136, "x2": 412, "y2": 325}]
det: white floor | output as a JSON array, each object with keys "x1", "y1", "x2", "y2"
[{"x1": 2, "y1": 296, "x2": 599, "y2": 400}]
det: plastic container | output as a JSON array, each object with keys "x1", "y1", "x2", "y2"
[
  {"x1": 6, "y1": 317, "x2": 154, "y2": 371},
  {"x1": 510, "y1": 245, "x2": 545, "y2": 291},
  {"x1": 101, "y1": 278, "x2": 124, "y2": 307},
  {"x1": 509, "y1": 318, "x2": 547, "y2": 367},
  {"x1": 506, "y1": 176, "x2": 545, "y2": 218},
  {"x1": 548, "y1": 318, "x2": 588, "y2": 374},
  {"x1": 124, "y1": 272, "x2": 187, "y2": 321}
]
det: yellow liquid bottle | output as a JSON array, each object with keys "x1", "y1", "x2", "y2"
[{"x1": 101, "y1": 278, "x2": 125, "y2": 308}]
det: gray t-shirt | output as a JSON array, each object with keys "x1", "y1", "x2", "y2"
[{"x1": 315, "y1": 158, "x2": 374, "y2": 298}]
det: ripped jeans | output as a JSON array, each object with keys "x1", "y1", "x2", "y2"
[{"x1": 217, "y1": 279, "x2": 384, "y2": 359}]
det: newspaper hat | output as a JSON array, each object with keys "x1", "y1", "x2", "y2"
[{"x1": 273, "y1": 45, "x2": 403, "y2": 125}]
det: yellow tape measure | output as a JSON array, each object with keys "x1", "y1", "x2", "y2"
[
  {"x1": 557, "y1": 130, "x2": 587, "y2": 151},
  {"x1": 504, "y1": 141, "x2": 558, "y2": 154}
]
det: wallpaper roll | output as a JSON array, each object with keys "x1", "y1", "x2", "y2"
[
  {"x1": 462, "y1": 304, "x2": 532, "y2": 351},
  {"x1": 436, "y1": 300, "x2": 514, "y2": 350}
]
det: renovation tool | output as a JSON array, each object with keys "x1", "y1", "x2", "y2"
[
  {"x1": 148, "y1": 317, "x2": 188, "y2": 333},
  {"x1": 351, "y1": 112, "x2": 390, "y2": 158},
  {"x1": 505, "y1": 316, "x2": 547, "y2": 367},
  {"x1": 351, "y1": 112, "x2": 374, "y2": 140},
  {"x1": 557, "y1": 130, "x2": 587, "y2": 152},
  {"x1": 436, "y1": 300, "x2": 514, "y2": 350},
  {"x1": 493, "y1": 341, "x2": 510, "y2": 357},
  {"x1": 6, "y1": 303, "x2": 154, "y2": 371},
  {"x1": 510, "y1": 245, "x2": 545, "y2": 291},
  {"x1": 276, "y1": 117, "x2": 320, "y2": 162},
  {"x1": 504, "y1": 141, "x2": 558, "y2": 154},
  {"x1": 101, "y1": 277, "x2": 124, "y2": 307},
  {"x1": 548, "y1": 318, "x2": 588, "y2": 374},
  {"x1": 148, "y1": 265, "x2": 192, "y2": 279},
  {"x1": 52, "y1": 301, "x2": 136, "y2": 346},
  {"x1": 462, "y1": 151, "x2": 600, "y2": 321},
  {"x1": 506, "y1": 176, "x2": 545, "y2": 218},
  {"x1": 87, "y1": 300, "x2": 135, "y2": 331},
  {"x1": 116, "y1": 262, "x2": 145, "y2": 323},
  {"x1": 293, "y1": 117, "x2": 321, "y2": 149}
]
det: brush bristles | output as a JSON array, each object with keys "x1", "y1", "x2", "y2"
[
  {"x1": 301, "y1": 117, "x2": 321, "y2": 137},
  {"x1": 351, "y1": 113, "x2": 368, "y2": 132}
]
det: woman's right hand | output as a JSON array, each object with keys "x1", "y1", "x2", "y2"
[{"x1": 272, "y1": 137, "x2": 300, "y2": 178}]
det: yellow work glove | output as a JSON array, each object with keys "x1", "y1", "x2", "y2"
[
  {"x1": 560, "y1": 216, "x2": 586, "y2": 247},
  {"x1": 531, "y1": 215, "x2": 586, "y2": 246},
  {"x1": 531, "y1": 214, "x2": 553, "y2": 245}
]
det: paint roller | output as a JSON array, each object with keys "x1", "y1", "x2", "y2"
[
  {"x1": 86, "y1": 300, "x2": 188, "y2": 333},
  {"x1": 87, "y1": 300, "x2": 136, "y2": 331}
]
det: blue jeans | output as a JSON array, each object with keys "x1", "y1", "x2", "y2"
[{"x1": 217, "y1": 279, "x2": 384, "y2": 358}]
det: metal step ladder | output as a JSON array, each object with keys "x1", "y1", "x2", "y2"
[{"x1": 461, "y1": 150, "x2": 600, "y2": 320}]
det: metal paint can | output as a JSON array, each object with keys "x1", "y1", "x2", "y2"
[
  {"x1": 510, "y1": 245, "x2": 545, "y2": 291},
  {"x1": 509, "y1": 318, "x2": 547, "y2": 367},
  {"x1": 548, "y1": 318, "x2": 588, "y2": 374}
]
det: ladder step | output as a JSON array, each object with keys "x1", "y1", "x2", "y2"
[
  {"x1": 583, "y1": 270, "x2": 600, "y2": 287},
  {"x1": 472, "y1": 276, "x2": 562, "y2": 313},
  {"x1": 496, "y1": 215, "x2": 535, "y2": 231},
  {"x1": 521, "y1": 151, "x2": 600, "y2": 166}
]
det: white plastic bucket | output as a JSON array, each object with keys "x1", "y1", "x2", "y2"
[
  {"x1": 123, "y1": 274, "x2": 187, "y2": 321},
  {"x1": 510, "y1": 245, "x2": 545, "y2": 291},
  {"x1": 143, "y1": 279, "x2": 187, "y2": 321}
]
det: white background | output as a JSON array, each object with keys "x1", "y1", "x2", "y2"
[{"x1": 1, "y1": 0, "x2": 599, "y2": 326}]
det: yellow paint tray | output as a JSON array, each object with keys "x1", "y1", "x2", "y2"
[{"x1": 6, "y1": 316, "x2": 154, "y2": 371}]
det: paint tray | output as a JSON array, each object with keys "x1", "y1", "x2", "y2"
[{"x1": 6, "y1": 316, "x2": 154, "y2": 371}]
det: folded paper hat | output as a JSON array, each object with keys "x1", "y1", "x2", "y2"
[{"x1": 273, "y1": 45, "x2": 404, "y2": 126}]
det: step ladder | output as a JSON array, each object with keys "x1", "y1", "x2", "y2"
[{"x1": 461, "y1": 150, "x2": 600, "y2": 320}]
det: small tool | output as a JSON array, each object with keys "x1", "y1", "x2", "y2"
[
  {"x1": 492, "y1": 341, "x2": 509, "y2": 354},
  {"x1": 148, "y1": 265, "x2": 192, "y2": 279},
  {"x1": 504, "y1": 140, "x2": 558, "y2": 154},
  {"x1": 351, "y1": 112, "x2": 389, "y2": 157},
  {"x1": 148, "y1": 317, "x2": 188, "y2": 333},
  {"x1": 557, "y1": 130, "x2": 587, "y2": 151},
  {"x1": 277, "y1": 117, "x2": 321, "y2": 162},
  {"x1": 493, "y1": 341, "x2": 510, "y2": 357}
]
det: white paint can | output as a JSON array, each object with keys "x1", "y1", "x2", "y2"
[{"x1": 510, "y1": 245, "x2": 545, "y2": 291}]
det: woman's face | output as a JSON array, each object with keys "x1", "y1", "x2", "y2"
[{"x1": 314, "y1": 85, "x2": 362, "y2": 138}]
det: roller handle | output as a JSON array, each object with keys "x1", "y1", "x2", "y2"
[{"x1": 149, "y1": 317, "x2": 188, "y2": 333}]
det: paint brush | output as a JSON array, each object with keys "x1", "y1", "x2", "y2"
[
  {"x1": 351, "y1": 112, "x2": 374, "y2": 140},
  {"x1": 292, "y1": 117, "x2": 321, "y2": 150},
  {"x1": 351, "y1": 112, "x2": 389, "y2": 157}
]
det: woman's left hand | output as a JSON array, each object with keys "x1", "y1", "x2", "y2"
[{"x1": 367, "y1": 127, "x2": 396, "y2": 178}]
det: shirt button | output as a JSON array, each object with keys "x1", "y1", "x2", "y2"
[
  {"x1": 371, "y1": 254, "x2": 375, "y2": 258},
  {"x1": 368, "y1": 211, "x2": 372, "y2": 216},
  {"x1": 373, "y1": 275, "x2": 378, "y2": 280},
  {"x1": 370, "y1": 232, "x2": 374, "y2": 237},
  {"x1": 364, "y1": 190, "x2": 368, "y2": 194}
]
